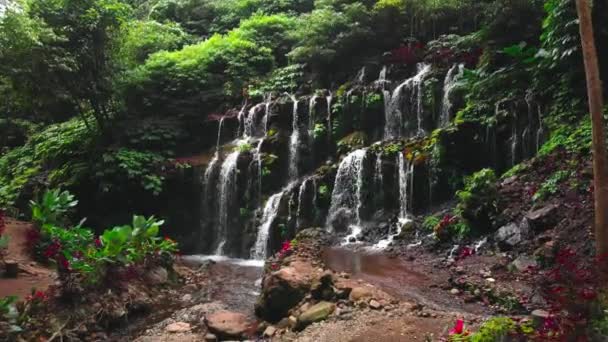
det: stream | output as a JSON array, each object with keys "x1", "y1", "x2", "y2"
[{"x1": 323, "y1": 247, "x2": 488, "y2": 315}]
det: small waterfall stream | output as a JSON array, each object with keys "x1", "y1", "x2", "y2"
[
  {"x1": 288, "y1": 95, "x2": 301, "y2": 180},
  {"x1": 327, "y1": 149, "x2": 368, "y2": 242},
  {"x1": 252, "y1": 191, "x2": 284, "y2": 260},
  {"x1": 383, "y1": 64, "x2": 431, "y2": 139},
  {"x1": 215, "y1": 151, "x2": 241, "y2": 255},
  {"x1": 440, "y1": 64, "x2": 464, "y2": 127}
]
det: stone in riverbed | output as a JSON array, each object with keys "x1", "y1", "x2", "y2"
[
  {"x1": 348, "y1": 286, "x2": 374, "y2": 302},
  {"x1": 205, "y1": 311, "x2": 250, "y2": 339},
  {"x1": 204, "y1": 333, "x2": 217, "y2": 342},
  {"x1": 255, "y1": 260, "x2": 320, "y2": 322},
  {"x1": 369, "y1": 300, "x2": 382, "y2": 310},
  {"x1": 263, "y1": 326, "x2": 277, "y2": 337},
  {"x1": 297, "y1": 301, "x2": 335, "y2": 329},
  {"x1": 165, "y1": 322, "x2": 191, "y2": 333}
]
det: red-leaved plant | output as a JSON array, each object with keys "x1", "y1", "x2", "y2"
[{"x1": 524, "y1": 248, "x2": 603, "y2": 339}]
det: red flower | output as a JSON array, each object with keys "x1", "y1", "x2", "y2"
[
  {"x1": 94, "y1": 237, "x2": 102, "y2": 248},
  {"x1": 56, "y1": 255, "x2": 71, "y2": 271},
  {"x1": 449, "y1": 319, "x2": 466, "y2": 335},
  {"x1": 44, "y1": 241, "x2": 61, "y2": 258},
  {"x1": 578, "y1": 288, "x2": 597, "y2": 301},
  {"x1": 270, "y1": 263, "x2": 280, "y2": 271}
]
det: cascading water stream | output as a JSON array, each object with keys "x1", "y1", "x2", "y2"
[
  {"x1": 327, "y1": 149, "x2": 368, "y2": 243},
  {"x1": 536, "y1": 105, "x2": 545, "y2": 152},
  {"x1": 510, "y1": 111, "x2": 519, "y2": 167},
  {"x1": 245, "y1": 103, "x2": 265, "y2": 138},
  {"x1": 236, "y1": 103, "x2": 247, "y2": 138},
  {"x1": 326, "y1": 93, "x2": 333, "y2": 146},
  {"x1": 309, "y1": 95, "x2": 317, "y2": 132},
  {"x1": 383, "y1": 64, "x2": 431, "y2": 139},
  {"x1": 440, "y1": 64, "x2": 464, "y2": 127},
  {"x1": 296, "y1": 178, "x2": 310, "y2": 230},
  {"x1": 375, "y1": 153, "x2": 413, "y2": 249},
  {"x1": 287, "y1": 95, "x2": 301, "y2": 180},
  {"x1": 252, "y1": 191, "x2": 284, "y2": 260},
  {"x1": 376, "y1": 66, "x2": 388, "y2": 86},
  {"x1": 215, "y1": 151, "x2": 240, "y2": 255}
]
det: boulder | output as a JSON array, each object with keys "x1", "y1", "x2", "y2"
[
  {"x1": 205, "y1": 311, "x2": 250, "y2": 340},
  {"x1": 145, "y1": 267, "x2": 169, "y2": 285},
  {"x1": 297, "y1": 301, "x2": 335, "y2": 329},
  {"x1": 511, "y1": 255, "x2": 538, "y2": 272},
  {"x1": 255, "y1": 260, "x2": 320, "y2": 322},
  {"x1": 525, "y1": 204, "x2": 559, "y2": 231},
  {"x1": 349, "y1": 286, "x2": 374, "y2": 302},
  {"x1": 495, "y1": 219, "x2": 529, "y2": 250}
]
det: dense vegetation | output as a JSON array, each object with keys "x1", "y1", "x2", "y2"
[{"x1": 2, "y1": 0, "x2": 608, "y2": 340}]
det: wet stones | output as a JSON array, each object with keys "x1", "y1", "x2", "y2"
[
  {"x1": 495, "y1": 218, "x2": 530, "y2": 250},
  {"x1": 255, "y1": 260, "x2": 320, "y2": 322},
  {"x1": 205, "y1": 311, "x2": 251, "y2": 340},
  {"x1": 296, "y1": 301, "x2": 335, "y2": 329}
]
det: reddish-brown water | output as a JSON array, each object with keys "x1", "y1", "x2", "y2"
[{"x1": 323, "y1": 247, "x2": 488, "y2": 314}]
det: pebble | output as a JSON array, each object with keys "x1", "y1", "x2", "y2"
[
  {"x1": 204, "y1": 333, "x2": 218, "y2": 341},
  {"x1": 369, "y1": 300, "x2": 382, "y2": 310},
  {"x1": 165, "y1": 322, "x2": 191, "y2": 333},
  {"x1": 450, "y1": 288, "x2": 460, "y2": 295}
]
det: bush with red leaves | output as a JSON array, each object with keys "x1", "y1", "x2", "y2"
[{"x1": 524, "y1": 248, "x2": 603, "y2": 339}]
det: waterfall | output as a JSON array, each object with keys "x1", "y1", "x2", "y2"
[
  {"x1": 327, "y1": 93, "x2": 333, "y2": 146},
  {"x1": 252, "y1": 191, "x2": 284, "y2": 260},
  {"x1": 375, "y1": 152, "x2": 413, "y2": 249},
  {"x1": 236, "y1": 103, "x2": 247, "y2": 138},
  {"x1": 374, "y1": 150, "x2": 384, "y2": 207},
  {"x1": 296, "y1": 179, "x2": 309, "y2": 230},
  {"x1": 356, "y1": 66, "x2": 366, "y2": 83},
  {"x1": 327, "y1": 149, "x2": 368, "y2": 240},
  {"x1": 288, "y1": 95, "x2": 301, "y2": 180},
  {"x1": 216, "y1": 117, "x2": 225, "y2": 149},
  {"x1": 309, "y1": 95, "x2": 318, "y2": 132},
  {"x1": 536, "y1": 105, "x2": 545, "y2": 152},
  {"x1": 383, "y1": 64, "x2": 431, "y2": 139},
  {"x1": 215, "y1": 151, "x2": 240, "y2": 255},
  {"x1": 245, "y1": 103, "x2": 265, "y2": 138},
  {"x1": 263, "y1": 95, "x2": 272, "y2": 135},
  {"x1": 440, "y1": 64, "x2": 464, "y2": 127},
  {"x1": 377, "y1": 66, "x2": 388, "y2": 86},
  {"x1": 254, "y1": 139, "x2": 264, "y2": 207},
  {"x1": 510, "y1": 112, "x2": 519, "y2": 167}
]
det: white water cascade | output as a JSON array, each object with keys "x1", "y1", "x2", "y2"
[
  {"x1": 215, "y1": 151, "x2": 241, "y2": 255},
  {"x1": 536, "y1": 105, "x2": 545, "y2": 152},
  {"x1": 245, "y1": 103, "x2": 265, "y2": 138},
  {"x1": 375, "y1": 152, "x2": 413, "y2": 249},
  {"x1": 383, "y1": 64, "x2": 431, "y2": 139},
  {"x1": 327, "y1": 149, "x2": 368, "y2": 243},
  {"x1": 376, "y1": 66, "x2": 388, "y2": 86},
  {"x1": 326, "y1": 93, "x2": 333, "y2": 146},
  {"x1": 252, "y1": 191, "x2": 284, "y2": 260},
  {"x1": 288, "y1": 95, "x2": 301, "y2": 180},
  {"x1": 440, "y1": 64, "x2": 464, "y2": 127}
]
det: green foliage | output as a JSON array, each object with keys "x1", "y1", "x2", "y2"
[
  {"x1": 230, "y1": 14, "x2": 296, "y2": 64},
  {"x1": 97, "y1": 149, "x2": 166, "y2": 196},
  {"x1": 235, "y1": 141, "x2": 253, "y2": 153},
  {"x1": 337, "y1": 131, "x2": 368, "y2": 155},
  {"x1": 533, "y1": 170, "x2": 571, "y2": 202},
  {"x1": 249, "y1": 64, "x2": 304, "y2": 98},
  {"x1": 29, "y1": 189, "x2": 78, "y2": 227},
  {"x1": 288, "y1": 4, "x2": 374, "y2": 70},
  {"x1": 312, "y1": 123, "x2": 327, "y2": 141},
  {"x1": 0, "y1": 0, "x2": 132, "y2": 128},
  {"x1": 423, "y1": 216, "x2": 440, "y2": 232},
  {"x1": 117, "y1": 20, "x2": 191, "y2": 68},
  {"x1": 539, "y1": 117, "x2": 593, "y2": 156},
  {"x1": 127, "y1": 32, "x2": 274, "y2": 114},
  {"x1": 30, "y1": 189, "x2": 177, "y2": 285},
  {"x1": 0, "y1": 118, "x2": 97, "y2": 209},
  {"x1": 455, "y1": 169, "x2": 498, "y2": 233},
  {"x1": 469, "y1": 317, "x2": 516, "y2": 342},
  {"x1": 318, "y1": 184, "x2": 329, "y2": 199},
  {"x1": 502, "y1": 163, "x2": 527, "y2": 179}
]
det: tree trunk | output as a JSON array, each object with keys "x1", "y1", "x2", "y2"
[{"x1": 576, "y1": 0, "x2": 608, "y2": 257}]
